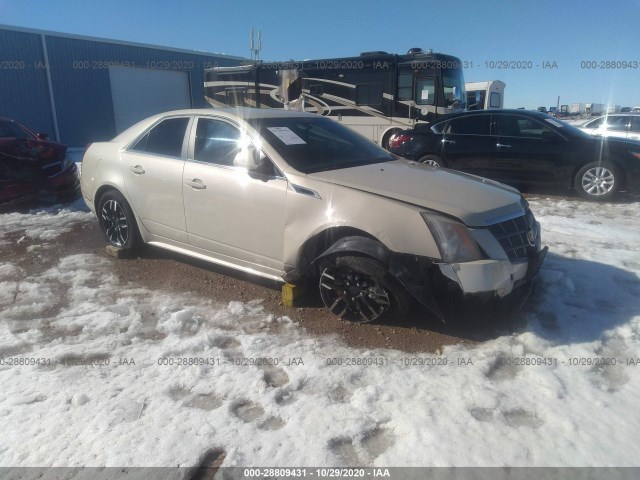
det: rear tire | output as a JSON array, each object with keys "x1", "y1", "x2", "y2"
[
  {"x1": 418, "y1": 154, "x2": 446, "y2": 168},
  {"x1": 96, "y1": 190, "x2": 141, "y2": 251},
  {"x1": 318, "y1": 255, "x2": 412, "y2": 323},
  {"x1": 574, "y1": 161, "x2": 620, "y2": 201}
]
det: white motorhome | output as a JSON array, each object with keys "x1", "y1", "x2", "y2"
[
  {"x1": 465, "y1": 80, "x2": 506, "y2": 110},
  {"x1": 205, "y1": 49, "x2": 467, "y2": 148}
]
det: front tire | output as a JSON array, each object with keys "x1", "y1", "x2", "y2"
[
  {"x1": 96, "y1": 190, "x2": 140, "y2": 251},
  {"x1": 318, "y1": 255, "x2": 412, "y2": 323},
  {"x1": 574, "y1": 162, "x2": 620, "y2": 201}
]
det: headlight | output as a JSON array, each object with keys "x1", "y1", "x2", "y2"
[{"x1": 422, "y1": 213, "x2": 483, "y2": 263}]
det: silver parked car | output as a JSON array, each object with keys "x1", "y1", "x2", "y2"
[
  {"x1": 578, "y1": 113, "x2": 640, "y2": 141},
  {"x1": 81, "y1": 108, "x2": 547, "y2": 322}
]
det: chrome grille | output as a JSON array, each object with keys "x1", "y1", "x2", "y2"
[{"x1": 489, "y1": 208, "x2": 537, "y2": 260}]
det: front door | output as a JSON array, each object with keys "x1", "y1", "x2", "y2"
[{"x1": 182, "y1": 117, "x2": 287, "y2": 275}]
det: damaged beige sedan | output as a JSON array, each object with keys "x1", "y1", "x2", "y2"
[{"x1": 81, "y1": 108, "x2": 547, "y2": 322}]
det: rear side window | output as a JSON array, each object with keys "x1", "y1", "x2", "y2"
[
  {"x1": 131, "y1": 117, "x2": 189, "y2": 157},
  {"x1": 446, "y1": 115, "x2": 491, "y2": 135}
]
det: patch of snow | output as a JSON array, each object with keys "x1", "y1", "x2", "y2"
[{"x1": 0, "y1": 197, "x2": 638, "y2": 467}]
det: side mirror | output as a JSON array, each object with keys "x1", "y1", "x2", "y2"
[
  {"x1": 233, "y1": 144, "x2": 264, "y2": 170},
  {"x1": 36, "y1": 133, "x2": 49, "y2": 140}
]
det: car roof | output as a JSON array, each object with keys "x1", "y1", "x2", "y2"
[
  {"x1": 430, "y1": 109, "x2": 551, "y2": 123},
  {"x1": 149, "y1": 107, "x2": 319, "y2": 121},
  {"x1": 588, "y1": 113, "x2": 640, "y2": 118}
]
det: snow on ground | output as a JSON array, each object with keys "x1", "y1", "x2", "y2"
[{"x1": 0, "y1": 197, "x2": 639, "y2": 468}]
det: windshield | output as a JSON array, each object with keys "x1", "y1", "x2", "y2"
[
  {"x1": 442, "y1": 68, "x2": 466, "y2": 108},
  {"x1": 542, "y1": 116, "x2": 592, "y2": 138},
  {"x1": 248, "y1": 116, "x2": 394, "y2": 174}
]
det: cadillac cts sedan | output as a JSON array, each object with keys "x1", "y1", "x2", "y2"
[
  {"x1": 388, "y1": 109, "x2": 640, "y2": 201},
  {"x1": 0, "y1": 117, "x2": 80, "y2": 207},
  {"x1": 81, "y1": 108, "x2": 546, "y2": 323}
]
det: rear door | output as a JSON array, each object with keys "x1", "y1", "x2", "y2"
[
  {"x1": 121, "y1": 116, "x2": 190, "y2": 243},
  {"x1": 440, "y1": 113, "x2": 496, "y2": 177}
]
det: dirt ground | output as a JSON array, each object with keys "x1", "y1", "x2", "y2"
[{"x1": 3, "y1": 214, "x2": 536, "y2": 353}]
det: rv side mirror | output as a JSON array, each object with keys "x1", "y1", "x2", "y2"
[
  {"x1": 234, "y1": 144, "x2": 264, "y2": 171},
  {"x1": 36, "y1": 133, "x2": 49, "y2": 140}
]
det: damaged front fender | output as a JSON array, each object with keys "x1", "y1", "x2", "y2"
[{"x1": 313, "y1": 236, "x2": 445, "y2": 321}]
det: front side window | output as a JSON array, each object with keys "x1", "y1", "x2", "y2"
[
  {"x1": 132, "y1": 117, "x2": 189, "y2": 158},
  {"x1": 446, "y1": 115, "x2": 491, "y2": 135},
  {"x1": 497, "y1": 115, "x2": 557, "y2": 139},
  {"x1": 416, "y1": 78, "x2": 436, "y2": 105},
  {"x1": 442, "y1": 69, "x2": 465, "y2": 107},
  {"x1": 631, "y1": 116, "x2": 640, "y2": 133},
  {"x1": 194, "y1": 118, "x2": 241, "y2": 165}
]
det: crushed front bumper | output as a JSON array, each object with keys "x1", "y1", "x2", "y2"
[
  {"x1": 389, "y1": 247, "x2": 548, "y2": 321},
  {"x1": 438, "y1": 246, "x2": 548, "y2": 298}
]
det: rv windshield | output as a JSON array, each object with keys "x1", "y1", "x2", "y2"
[
  {"x1": 249, "y1": 116, "x2": 394, "y2": 174},
  {"x1": 442, "y1": 68, "x2": 466, "y2": 108}
]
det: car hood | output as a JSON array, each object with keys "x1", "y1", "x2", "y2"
[{"x1": 307, "y1": 159, "x2": 525, "y2": 227}]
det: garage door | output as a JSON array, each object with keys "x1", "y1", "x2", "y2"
[{"x1": 109, "y1": 66, "x2": 191, "y2": 133}]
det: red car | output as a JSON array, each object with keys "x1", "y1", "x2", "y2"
[{"x1": 0, "y1": 117, "x2": 80, "y2": 208}]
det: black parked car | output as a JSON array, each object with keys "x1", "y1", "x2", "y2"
[{"x1": 388, "y1": 109, "x2": 640, "y2": 201}]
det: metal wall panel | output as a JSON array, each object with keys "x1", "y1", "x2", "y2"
[
  {"x1": 0, "y1": 29, "x2": 56, "y2": 137},
  {"x1": 1, "y1": 26, "x2": 244, "y2": 147}
]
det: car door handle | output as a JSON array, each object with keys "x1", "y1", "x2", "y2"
[
  {"x1": 442, "y1": 139, "x2": 456, "y2": 144},
  {"x1": 185, "y1": 179, "x2": 206, "y2": 190},
  {"x1": 496, "y1": 143, "x2": 512, "y2": 148},
  {"x1": 129, "y1": 165, "x2": 145, "y2": 174}
]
